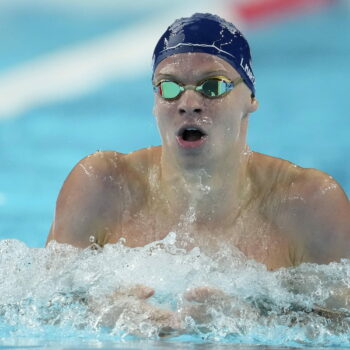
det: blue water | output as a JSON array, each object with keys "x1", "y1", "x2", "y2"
[
  {"x1": 0, "y1": 1, "x2": 349, "y2": 348},
  {"x1": 0, "y1": 1, "x2": 349, "y2": 247}
]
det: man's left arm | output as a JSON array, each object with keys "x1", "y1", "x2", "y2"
[{"x1": 285, "y1": 169, "x2": 350, "y2": 265}]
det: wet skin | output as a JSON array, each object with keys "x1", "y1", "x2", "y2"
[
  {"x1": 47, "y1": 52, "x2": 350, "y2": 269},
  {"x1": 46, "y1": 53, "x2": 350, "y2": 331}
]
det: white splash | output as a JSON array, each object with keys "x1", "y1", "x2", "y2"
[{"x1": 0, "y1": 237, "x2": 350, "y2": 346}]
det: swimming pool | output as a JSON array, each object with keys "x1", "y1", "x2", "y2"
[{"x1": 0, "y1": 1, "x2": 349, "y2": 348}]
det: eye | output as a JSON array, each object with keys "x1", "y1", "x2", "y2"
[
  {"x1": 201, "y1": 79, "x2": 221, "y2": 96},
  {"x1": 159, "y1": 81, "x2": 182, "y2": 99}
]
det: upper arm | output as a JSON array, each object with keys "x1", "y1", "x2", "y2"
[
  {"x1": 285, "y1": 170, "x2": 350, "y2": 264},
  {"x1": 47, "y1": 151, "x2": 139, "y2": 248}
]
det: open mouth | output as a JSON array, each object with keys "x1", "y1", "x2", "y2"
[
  {"x1": 182, "y1": 128, "x2": 206, "y2": 141},
  {"x1": 176, "y1": 126, "x2": 208, "y2": 148}
]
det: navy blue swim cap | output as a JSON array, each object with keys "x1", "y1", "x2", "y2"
[{"x1": 152, "y1": 13, "x2": 256, "y2": 96}]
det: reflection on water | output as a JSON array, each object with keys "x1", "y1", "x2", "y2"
[{"x1": 1, "y1": 235, "x2": 350, "y2": 348}]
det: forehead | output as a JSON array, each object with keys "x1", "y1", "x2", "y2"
[{"x1": 154, "y1": 52, "x2": 239, "y2": 82}]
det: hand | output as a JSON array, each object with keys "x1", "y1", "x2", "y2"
[
  {"x1": 108, "y1": 284, "x2": 155, "y2": 300},
  {"x1": 89, "y1": 284, "x2": 182, "y2": 337},
  {"x1": 180, "y1": 286, "x2": 258, "y2": 326},
  {"x1": 311, "y1": 287, "x2": 350, "y2": 321}
]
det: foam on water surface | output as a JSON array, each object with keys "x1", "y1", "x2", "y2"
[{"x1": 1, "y1": 235, "x2": 350, "y2": 348}]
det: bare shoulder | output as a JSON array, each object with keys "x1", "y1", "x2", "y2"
[
  {"x1": 124, "y1": 145, "x2": 162, "y2": 172},
  {"x1": 67, "y1": 151, "x2": 127, "y2": 188},
  {"x1": 282, "y1": 162, "x2": 349, "y2": 226},
  {"x1": 290, "y1": 167, "x2": 349, "y2": 263},
  {"x1": 61, "y1": 150, "x2": 132, "y2": 198},
  {"x1": 249, "y1": 151, "x2": 348, "y2": 203},
  {"x1": 248, "y1": 151, "x2": 302, "y2": 196},
  {"x1": 48, "y1": 149, "x2": 155, "y2": 248},
  {"x1": 250, "y1": 152, "x2": 350, "y2": 264},
  {"x1": 289, "y1": 166, "x2": 349, "y2": 205}
]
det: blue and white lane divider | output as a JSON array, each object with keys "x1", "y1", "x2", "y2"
[{"x1": 0, "y1": 1, "x2": 229, "y2": 120}]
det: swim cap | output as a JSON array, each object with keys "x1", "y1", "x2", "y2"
[{"x1": 152, "y1": 13, "x2": 256, "y2": 96}]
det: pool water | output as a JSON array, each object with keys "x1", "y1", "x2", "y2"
[
  {"x1": 2, "y1": 237, "x2": 350, "y2": 349},
  {"x1": 0, "y1": 1, "x2": 349, "y2": 348}
]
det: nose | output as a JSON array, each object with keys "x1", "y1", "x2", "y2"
[{"x1": 177, "y1": 90, "x2": 203, "y2": 116}]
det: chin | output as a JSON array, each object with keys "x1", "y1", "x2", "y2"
[
  {"x1": 176, "y1": 147, "x2": 216, "y2": 171},
  {"x1": 162, "y1": 136, "x2": 223, "y2": 169}
]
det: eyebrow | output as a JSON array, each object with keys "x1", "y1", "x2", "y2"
[{"x1": 154, "y1": 74, "x2": 177, "y2": 82}]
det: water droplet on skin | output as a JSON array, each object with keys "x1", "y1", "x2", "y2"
[{"x1": 320, "y1": 181, "x2": 337, "y2": 195}]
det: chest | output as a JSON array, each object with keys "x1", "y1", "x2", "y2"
[
  {"x1": 112, "y1": 205, "x2": 295, "y2": 270},
  {"x1": 229, "y1": 214, "x2": 294, "y2": 269}
]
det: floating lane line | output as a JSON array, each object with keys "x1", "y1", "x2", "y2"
[
  {"x1": 0, "y1": 20, "x2": 160, "y2": 119},
  {"x1": 0, "y1": 1, "x2": 230, "y2": 120}
]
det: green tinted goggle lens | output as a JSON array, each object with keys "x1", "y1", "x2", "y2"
[{"x1": 154, "y1": 77, "x2": 239, "y2": 99}]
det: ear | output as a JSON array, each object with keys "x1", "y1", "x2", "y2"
[{"x1": 247, "y1": 96, "x2": 259, "y2": 114}]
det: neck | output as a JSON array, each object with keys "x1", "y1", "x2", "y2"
[{"x1": 159, "y1": 144, "x2": 253, "y2": 229}]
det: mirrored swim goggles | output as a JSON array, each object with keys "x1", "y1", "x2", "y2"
[{"x1": 153, "y1": 76, "x2": 243, "y2": 100}]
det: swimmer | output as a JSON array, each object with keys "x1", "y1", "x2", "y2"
[{"x1": 46, "y1": 13, "x2": 350, "y2": 332}]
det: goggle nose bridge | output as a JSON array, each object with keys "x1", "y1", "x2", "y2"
[{"x1": 178, "y1": 84, "x2": 205, "y2": 94}]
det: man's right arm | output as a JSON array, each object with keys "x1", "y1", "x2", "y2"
[{"x1": 46, "y1": 151, "x2": 130, "y2": 248}]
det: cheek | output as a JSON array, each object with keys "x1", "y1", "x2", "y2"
[
  {"x1": 212, "y1": 101, "x2": 243, "y2": 137},
  {"x1": 153, "y1": 100, "x2": 175, "y2": 135},
  {"x1": 153, "y1": 98, "x2": 176, "y2": 120},
  {"x1": 156, "y1": 101, "x2": 182, "y2": 133}
]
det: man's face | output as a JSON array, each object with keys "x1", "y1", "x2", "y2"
[{"x1": 153, "y1": 52, "x2": 255, "y2": 169}]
